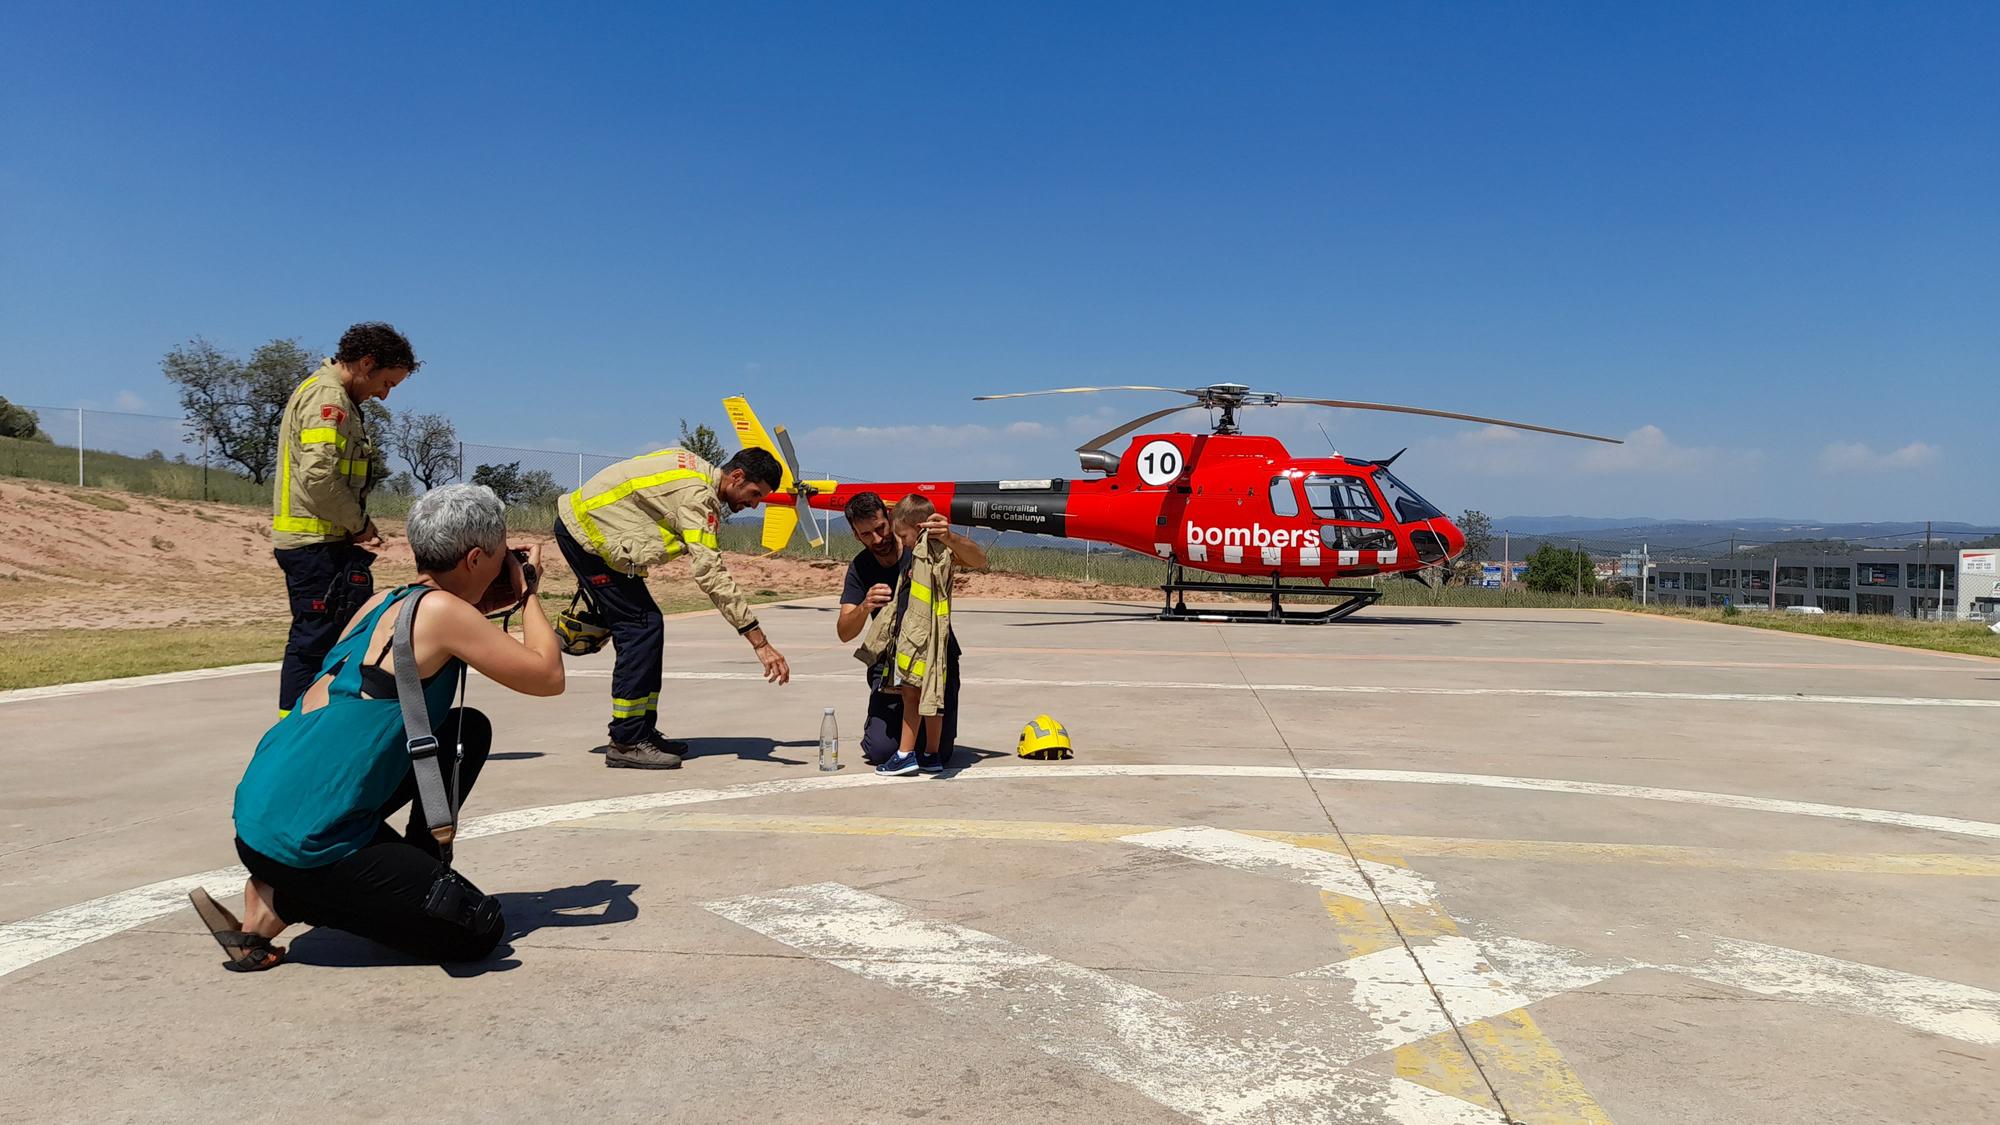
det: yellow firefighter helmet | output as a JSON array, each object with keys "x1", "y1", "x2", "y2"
[
  {"x1": 554, "y1": 592, "x2": 611, "y2": 657},
  {"x1": 1017, "y1": 714, "x2": 1073, "y2": 760}
]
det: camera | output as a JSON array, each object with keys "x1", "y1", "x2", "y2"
[
  {"x1": 480, "y1": 546, "x2": 539, "y2": 613},
  {"x1": 510, "y1": 546, "x2": 540, "y2": 593}
]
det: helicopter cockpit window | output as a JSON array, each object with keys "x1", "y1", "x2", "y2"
[
  {"x1": 1268, "y1": 477, "x2": 1299, "y2": 517},
  {"x1": 1303, "y1": 475, "x2": 1382, "y2": 523},
  {"x1": 1372, "y1": 467, "x2": 1444, "y2": 523}
]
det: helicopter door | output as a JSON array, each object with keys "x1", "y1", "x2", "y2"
[{"x1": 1303, "y1": 475, "x2": 1396, "y2": 554}]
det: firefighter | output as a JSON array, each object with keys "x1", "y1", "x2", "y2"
[
  {"x1": 271, "y1": 322, "x2": 420, "y2": 716},
  {"x1": 552, "y1": 446, "x2": 792, "y2": 769}
]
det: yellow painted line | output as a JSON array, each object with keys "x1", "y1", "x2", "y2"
[
  {"x1": 1343, "y1": 834, "x2": 2000, "y2": 878},
  {"x1": 1348, "y1": 850, "x2": 1614, "y2": 1121},
  {"x1": 564, "y1": 812, "x2": 2000, "y2": 877}
]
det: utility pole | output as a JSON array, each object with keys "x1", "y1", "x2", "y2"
[{"x1": 1641, "y1": 542, "x2": 1649, "y2": 605}]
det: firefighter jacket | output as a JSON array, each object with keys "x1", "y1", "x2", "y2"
[
  {"x1": 271, "y1": 362, "x2": 374, "y2": 549},
  {"x1": 854, "y1": 531, "x2": 954, "y2": 716},
  {"x1": 556, "y1": 449, "x2": 760, "y2": 633}
]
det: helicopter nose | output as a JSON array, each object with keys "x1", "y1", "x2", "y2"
[{"x1": 1436, "y1": 518, "x2": 1467, "y2": 560}]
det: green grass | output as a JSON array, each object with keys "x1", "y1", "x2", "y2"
[
  {"x1": 1629, "y1": 604, "x2": 2000, "y2": 658},
  {"x1": 0, "y1": 434, "x2": 268, "y2": 504},
  {"x1": 0, "y1": 622, "x2": 290, "y2": 690}
]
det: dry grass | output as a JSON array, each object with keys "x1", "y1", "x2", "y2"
[{"x1": 0, "y1": 622, "x2": 290, "y2": 690}]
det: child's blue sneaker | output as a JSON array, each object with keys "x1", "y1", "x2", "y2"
[
  {"x1": 875, "y1": 752, "x2": 921, "y2": 777},
  {"x1": 918, "y1": 752, "x2": 945, "y2": 775}
]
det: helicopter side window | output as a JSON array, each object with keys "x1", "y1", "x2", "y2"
[
  {"x1": 1303, "y1": 475, "x2": 1382, "y2": 523},
  {"x1": 1268, "y1": 477, "x2": 1299, "y2": 518},
  {"x1": 1373, "y1": 467, "x2": 1444, "y2": 523}
]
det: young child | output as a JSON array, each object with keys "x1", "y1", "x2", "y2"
[{"x1": 874, "y1": 495, "x2": 954, "y2": 777}]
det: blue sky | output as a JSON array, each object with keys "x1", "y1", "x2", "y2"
[{"x1": 2, "y1": 3, "x2": 1994, "y2": 521}]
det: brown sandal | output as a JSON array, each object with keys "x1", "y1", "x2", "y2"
[{"x1": 189, "y1": 888, "x2": 285, "y2": 973}]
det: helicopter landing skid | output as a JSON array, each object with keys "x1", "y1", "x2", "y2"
[{"x1": 1157, "y1": 565, "x2": 1383, "y2": 625}]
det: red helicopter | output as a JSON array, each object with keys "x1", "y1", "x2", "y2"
[{"x1": 725, "y1": 385, "x2": 1620, "y2": 623}]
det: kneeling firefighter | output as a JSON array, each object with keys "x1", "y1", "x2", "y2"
[{"x1": 552, "y1": 446, "x2": 793, "y2": 769}]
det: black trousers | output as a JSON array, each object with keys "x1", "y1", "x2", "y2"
[
  {"x1": 860, "y1": 643, "x2": 962, "y2": 765},
  {"x1": 235, "y1": 708, "x2": 504, "y2": 964},
  {"x1": 275, "y1": 542, "x2": 376, "y2": 713},
  {"x1": 553, "y1": 520, "x2": 662, "y2": 744}
]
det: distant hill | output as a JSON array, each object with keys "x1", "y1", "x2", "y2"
[{"x1": 1488, "y1": 517, "x2": 2000, "y2": 557}]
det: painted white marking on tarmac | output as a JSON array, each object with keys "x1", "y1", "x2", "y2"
[
  {"x1": 1151, "y1": 829, "x2": 2000, "y2": 1049},
  {"x1": 0, "y1": 662, "x2": 280, "y2": 705},
  {"x1": 569, "y1": 668, "x2": 2000, "y2": 710},
  {"x1": 1126, "y1": 825, "x2": 1436, "y2": 906},
  {"x1": 6, "y1": 765, "x2": 1999, "y2": 982},
  {"x1": 706, "y1": 882, "x2": 1504, "y2": 1125}
]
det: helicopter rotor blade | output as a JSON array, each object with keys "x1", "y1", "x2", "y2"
[
  {"x1": 772, "y1": 426, "x2": 824, "y2": 549},
  {"x1": 1075, "y1": 403, "x2": 1207, "y2": 455},
  {"x1": 974, "y1": 386, "x2": 1190, "y2": 401},
  {"x1": 1274, "y1": 398, "x2": 1623, "y2": 444}
]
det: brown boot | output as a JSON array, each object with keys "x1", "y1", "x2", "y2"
[{"x1": 605, "y1": 734, "x2": 685, "y2": 769}]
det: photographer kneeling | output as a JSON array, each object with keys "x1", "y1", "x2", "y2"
[{"x1": 194, "y1": 484, "x2": 565, "y2": 971}]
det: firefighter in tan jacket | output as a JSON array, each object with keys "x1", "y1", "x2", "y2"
[
  {"x1": 271, "y1": 322, "x2": 420, "y2": 715},
  {"x1": 553, "y1": 446, "x2": 792, "y2": 769}
]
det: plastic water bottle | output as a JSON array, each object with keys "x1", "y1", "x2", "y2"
[{"x1": 819, "y1": 708, "x2": 840, "y2": 772}]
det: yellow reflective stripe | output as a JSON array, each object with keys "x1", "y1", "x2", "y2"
[
  {"x1": 685, "y1": 528, "x2": 719, "y2": 550},
  {"x1": 659, "y1": 524, "x2": 686, "y2": 557},
  {"x1": 895, "y1": 652, "x2": 927, "y2": 678},
  {"x1": 908, "y1": 582, "x2": 949, "y2": 616},
  {"x1": 610, "y1": 692, "x2": 661, "y2": 718},
  {"x1": 572, "y1": 468, "x2": 710, "y2": 558},
  {"x1": 298, "y1": 427, "x2": 346, "y2": 447},
  {"x1": 273, "y1": 516, "x2": 339, "y2": 534}
]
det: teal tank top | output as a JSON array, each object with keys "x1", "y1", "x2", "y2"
[{"x1": 233, "y1": 586, "x2": 466, "y2": 868}]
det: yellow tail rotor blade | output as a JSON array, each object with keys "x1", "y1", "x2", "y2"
[
  {"x1": 761, "y1": 505, "x2": 799, "y2": 552},
  {"x1": 722, "y1": 395, "x2": 794, "y2": 491}
]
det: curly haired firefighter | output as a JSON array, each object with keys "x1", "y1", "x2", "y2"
[
  {"x1": 854, "y1": 496, "x2": 955, "y2": 777},
  {"x1": 271, "y1": 323, "x2": 420, "y2": 717},
  {"x1": 552, "y1": 446, "x2": 792, "y2": 769}
]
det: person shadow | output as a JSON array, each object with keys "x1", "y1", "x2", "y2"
[
  {"x1": 589, "y1": 739, "x2": 814, "y2": 765},
  {"x1": 286, "y1": 878, "x2": 641, "y2": 977}
]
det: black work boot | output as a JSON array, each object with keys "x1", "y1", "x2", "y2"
[{"x1": 605, "y1": 734, "x2": 686, "y2": 770}]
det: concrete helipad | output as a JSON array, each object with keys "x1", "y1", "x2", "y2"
[{"x1": 3, "y1": 598, "x2": 1999, "y2": 1123}]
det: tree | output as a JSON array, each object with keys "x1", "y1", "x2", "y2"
[
  {"x1": 361, "y1": 400, "x2": 395, "y2": 486},
  {"x1": 378, "y1": 471, "x2": 417, "y2": 497},
  {"x1": 161, "y1": 337, "x2": 313, "y2": 484},
  {"x1": 390, "y1": 410, "x2": 460, "y2": 489},
  {"x1": 0, "y1": 396, "x2": 48, "y2": 441},
  {"x1": 1449, "y1": 509, "x2": 1494, "y2": 586},
  {"x1": 518, "y1": 469, "x2": 562, "y2": 505},
  {"x1": 470, "y1": 461, "x2": 561, "y2": 507},
  {"x1": 470, "y1": 461, "x2": 527, "y2": 504},
  {"x1": 680, "y1": 418, "x2": 726, "y2": 465},
  {"x1": 1523, "y1": 543, "x2": 1595, "y2": 594}
]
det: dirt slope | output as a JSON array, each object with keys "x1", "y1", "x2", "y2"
[{"x1": 0, "y1": 481, "x2": 1164, "y2": 632}]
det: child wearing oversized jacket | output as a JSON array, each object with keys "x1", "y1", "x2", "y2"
[{"x1": 859, "y1": 495, "x2": 954, "y2": 776}]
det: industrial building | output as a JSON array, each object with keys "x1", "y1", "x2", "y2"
[{"x1": 1639, "y1": 547, "x2": 2000, "y2": 618}]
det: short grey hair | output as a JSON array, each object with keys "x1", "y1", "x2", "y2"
[{"x1": 407, "y1": 484, "x2": 507, "y2": 572}]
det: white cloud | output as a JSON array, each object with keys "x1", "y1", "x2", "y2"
[
  {"x1": 1816, "y1": 440, "x2": 1939, "y2": 474},
  {"x1": 1577, "y1": 424, "x2": 1758, "y2": 475},
  {"x1": 113, "y1": 390, "x2": 148, "y2": 412}
]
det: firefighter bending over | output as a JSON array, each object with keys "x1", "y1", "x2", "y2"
[
  {"x1": 271, "y1": 322, "x2": 420, "y2": 716},
  {"x1": 553, "y1": 446, "x2": 792, "y2": 769}
]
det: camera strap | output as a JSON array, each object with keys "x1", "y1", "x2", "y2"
[{"x1": 392, "y1": 586, "x2": 460, "y2": 862}]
